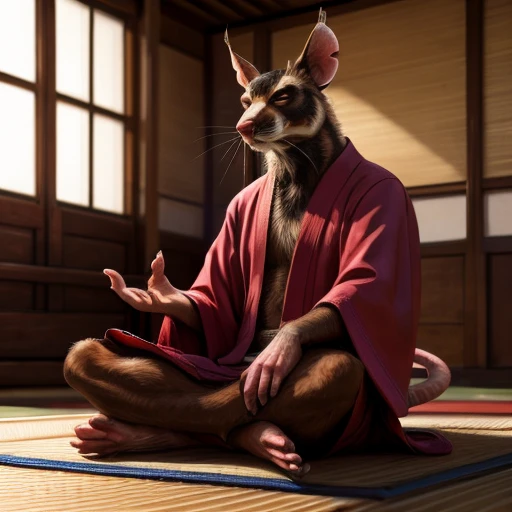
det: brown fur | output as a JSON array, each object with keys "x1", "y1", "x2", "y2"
[{"x1": 64, "y1": 338, "x2": 363, "y2": 450}]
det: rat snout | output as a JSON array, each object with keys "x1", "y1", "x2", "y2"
[{"x1": 236, "y1": 120, "x2": 254, "y2": 141}]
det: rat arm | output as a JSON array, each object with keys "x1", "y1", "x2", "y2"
[
  {"x1": 165, "y1": 292, "x2": 203, "y2": 332},
  {"x1": 242, "y1": 306, "x2": 344, "y2": 414},
  {"x1": 283, "y1": 305, "x2": 344, "y2": 346}
]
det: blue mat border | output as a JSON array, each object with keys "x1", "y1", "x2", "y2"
[{"x1": 0, "y1": 452, "x2": 511, "y2": 500}]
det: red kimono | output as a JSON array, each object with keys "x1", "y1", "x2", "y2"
[{"x1": 114, "y1": 140, "x2": 451, "y2": 456}]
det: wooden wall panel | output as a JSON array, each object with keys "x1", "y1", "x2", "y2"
[
  {"x1": 272, "y1": 0, "x2": 466, "y2": 187},
  {"x1": 161, "y1": 248, "x2": 204, "y2": 290},
  {"x1": 0, "y1": 362, "x2": 66, "y2": 387},
  {"x1": 211, "y1": 31, "x2": 253, "y2": 211},
  {"x1": 63, "y1": 286, "x2": 125, "y2": 314},
  {"x1": 484, "y1": 0, "x2": 512, "y2": 178},
  {"x1": 160, "y1": 16, "x2": 204, "y2": 60},
  {"x1": 417, "y1": 325, "x2": 464, "y2": 367},
  {"x1": 63, "y1": 236, "x2": 126, "y2": 273},
  {"x1": 417, "y1": 256, "x2": 465, "y2": 366},
  {"x1": 158, "y1": 44, "x2": 205, "y2": 204},
  {"x1": 214, "y1": 206, "x2": 227, "y2": 236},
  {"x1": 0, "y1": 282, "x2": 33, "y2": 311},
  {"x1": 158, "y1": 198, "x2": 203, "y2": 238},
  {"x1": 420, "y1": 256, "x2": 464, "y2": 324},
  {"x1": 0, "y1": 312, "x2": 125, "y2": 359},
  {"x1": 0, "y1": 226, "x2": 34, "y2": 264},
  {"x1": 62, "y1": 209, "x2": 132, "y2": 244},
  {"x1": 160, "y1": 232, "x2": 206, "y2": 290},
  {"x1": 488, "y1": 254, "x2": 512, "y2": 367}
]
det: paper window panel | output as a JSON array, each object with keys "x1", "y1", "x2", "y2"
[
  {"x1": 412, "y1": 195, "x2": 467, "y2": 243},
  {"x1": 484, "y1": 190, "x2": 512, "y2": 237},
  {"x1": 0, "y1": 0, "x2": 36, "y2": 82},
  {"x1": 56, "y1": 0, "x2": 90, "y2": 102},
  {"x1": 0, "y1": 83, "x2": 35, "y2": 196},
  {"x1": 93, "y1": 10, "x2": 124, "y2": 114},
  {"x1": 93, "y1": 114, "x2": 124, "y2": 214},
  {"x1": 56, "y1": 102, "x2": 90, "y2": 206}
]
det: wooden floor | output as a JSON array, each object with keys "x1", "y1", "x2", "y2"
[{"x1": 1, "y1": 464, "x2": 511, "y2": 511}]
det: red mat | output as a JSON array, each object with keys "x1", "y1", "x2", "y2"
[{"x1": 410, "y1": 400, "x2": 512, "y2": 415}]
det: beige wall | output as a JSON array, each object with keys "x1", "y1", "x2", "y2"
[
  {"x1": 272, "y1": 0, "x2": 467, "y2": 188},
  {"x1": 484, "y1": 0, "x2": 512, "y2": 178}
]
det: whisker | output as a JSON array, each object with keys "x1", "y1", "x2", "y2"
[
  {"x1": 193, "y1": 136, "x2": 240, "y2": 160},
  {"x1": 193, "y1": 131, "x2": 238, "y2": 142},
  {"x1": 220, "y1": 137, "x2": 241, "y2": 162},
  {"x1": 196, "y1": 125, "x2": 235, "y2": 129},
  {"x1": 220, "y1": 139, "x2": 243, "y2": 185},
  {"x1": 283, "y1": 139, "x2": 319, "y2": 174}
]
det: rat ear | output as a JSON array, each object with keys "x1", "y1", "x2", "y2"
[
  {"x1": 225, "y1": 29, "x2": 260, "y2": 88},
  {"x1": 294, "y1": 8, "x2": 339, "y2": 89}
]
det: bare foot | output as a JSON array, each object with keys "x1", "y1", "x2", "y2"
[
  {"x1": 228, "y1": 421, "x2": 310, "y2": 476},
  {"x1": 70, "y1": 414, "x2": 199, "y2": 457}
]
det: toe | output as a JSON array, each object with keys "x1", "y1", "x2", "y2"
[
  {"x1": 263, "y1": 434, "x2": 295, "y2": 453},
  {"x1": 88, "y1": 414, "x2": 111, "y2": 429},
  {"x1": 269, "y1": 456, "x2": 298, "y2": 472},
  {"x1": 290, "y1": 463, "x2": 311, "y2": 478},
  {"x1": 75, "y1": 423, "x2": 108, "y2": 440},
  {"x1": 70, "y1": 439, "x2": 118, "y2": 456},
  {"x1": 88, "y1": 415, "x2": 125, "y2": 443},
  {"x1": 265, "y1": 447, "x2": 302, "y2": 464}
]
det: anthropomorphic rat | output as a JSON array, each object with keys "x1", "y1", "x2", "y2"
[{"x1": 64, "y1": 9, "x2": 452, "y2": 475}]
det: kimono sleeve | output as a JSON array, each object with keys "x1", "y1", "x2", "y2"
[
  {"x1": 316, "y1": 178, "x2": 421, "y2": 417},
  {"x1": 179, "y1": 200, "x2": 245, "y2": 360}
]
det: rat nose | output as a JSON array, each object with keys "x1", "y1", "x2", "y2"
[{"x1": 236, "y1": 120, "x2": 254, "y2": 139}]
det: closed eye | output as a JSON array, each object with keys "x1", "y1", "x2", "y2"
[
  {"x1": 272, "y1": 94, "x2": 290, "y2": 106},
  {"x1": 269, "y1": 86, "x2": 297, "y2": 106}
]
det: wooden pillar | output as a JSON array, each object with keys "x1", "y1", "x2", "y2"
[
  {"x1": 464, "y1": 0, "x2": 486, "y2": 367},
  {"x1": 203, "y1": 33, "x2": 214, "y2": 243},
  {"x1": 140, "y1": 0, "x2": 160, "y2": 268}
]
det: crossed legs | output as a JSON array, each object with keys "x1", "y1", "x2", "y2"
[{"x1": 64, "y1": 338, "x2": 364, "y2": 473}]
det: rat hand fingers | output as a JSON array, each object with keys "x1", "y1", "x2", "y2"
[
  {"x1": 257, "y1": 363, "x2": 273, "y2": 407},
  {"x1": 243, "y1": 363, "x2": 263, "y2": 415},
  {"x1": 150, "y1": 251, "x2": 165, "y2": 277},
  {"x1": 103, "y1": 269, "x2": 127, "y2": 294}
]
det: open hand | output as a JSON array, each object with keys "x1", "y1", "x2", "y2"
[
  {"x1": 242, "y1": 326, "x2": 302, "y2": 415},
  {"x1": 104, "y1": 251, "x2": 179, "y2": 314}
]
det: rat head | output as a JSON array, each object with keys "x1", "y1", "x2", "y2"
[{"x1": 226, "y1": 9, "x2": 339, "y2": 153}]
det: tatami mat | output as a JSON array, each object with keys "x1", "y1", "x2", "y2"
[{"x1": 0, "y1": 414, "x2": 511, "y2": 500}]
